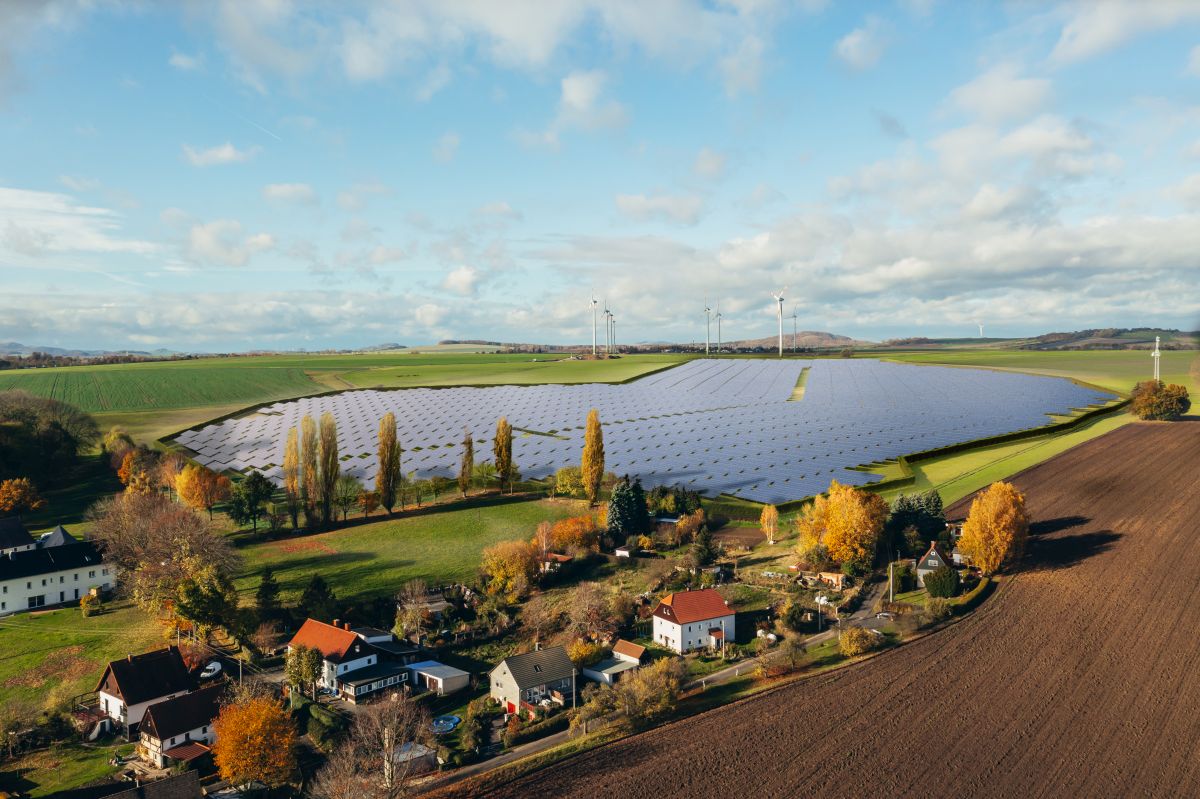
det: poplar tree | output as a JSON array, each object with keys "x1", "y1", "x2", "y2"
[
  {"x1": 581, "y1": 408, "x2": 605, "y2": 505},
  {"x1": 282, "y1": 426, "x2": 301, "y2": 529},
  {"x1": 300, "y1": 415, "x2": 319, "y2": 528},
  {"x1": 493, "y1": 417, "x2": 513, "y2": 494},
  {"x1": 458, "y1": 428, "x2": 474, "y2": 498},
  {"x1": 318, "y1": 412, "x2": 339, "y2": 527},
  {"x1": 377, "y1": 412, "x2": 401, "y2": 514}
]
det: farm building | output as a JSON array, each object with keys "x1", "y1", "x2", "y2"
[
  {"x1": 0, "y1": 516, "x2": 36, "y2": 556},
  {"x1": 0, "y1": 538, "x2": 114, "y2": 616},
  {"x1": 651, "y1": 589, "x2": 736, "y2": 654},
  {"x1": 406, "y1": 660, "x2": 470, "y2": 696},
  {"x1": 490, "y1": 646, "x2": 577, "y2": 717},
  {"x1": 917, "y1": 542, "x2": 953, "y2": 586}
]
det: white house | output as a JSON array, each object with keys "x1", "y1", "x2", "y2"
[
  {"x1": 287, "y1": 618, "x2": 411, "y2": 704},
  {"x1": 916, "y1": 542, "x2": 952, "y2": 587},
  {"x1": 138, "y1": 683, "x2": 225, "y2": 768},
  {"x1": 0, "y1": 539, "x2": 113, "y2": 616},
  {"x1": 489, "y1": 646, "x2": 576, "y2": 718},
  {"x1": 96, "y1": 647, "x2": 196, "y2": 735},
  {"x1": 581, "y1": 639, "x2": 646, "y2": 685},
  {"x1": 651, "y1": 588, "x2": 736, "y2": 654}
]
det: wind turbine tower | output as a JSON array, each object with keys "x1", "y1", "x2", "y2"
[
  {"x1": 704, "y1": 297, "x2": 712, "y2": 355},
  {"x1": 771, "y1": 289, "x2": 786, "y2": 357},
  {"x1": 603, "y1": 302, "x2": 612, "y2": 356},
  {"x1": 978, "y1": 323, "x2": 984, "y2": 338},
  {"x1": 791, "y1": 307, "x2": 799, "y2": 352},
  {"x1": 590, "y1": 297, "x2": 598, "y2": 356},
  {"x1": 1152, "y1": 335, "x2": 1161, "y2": 381},
  {"x1": 715, "y1": 300, "x2": 723, "y2": 354}
]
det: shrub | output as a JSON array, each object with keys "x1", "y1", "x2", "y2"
[
  {"x1": 784, "y1": 601, "x2": 812, "y2": 632},
  {"x1": 922, "y1": 565, "x2": 960, "y2": 598},
  {"x1": 505, "y1": 711, "x2": 570, "y2": 746},
  {"x1": 79, "y1": 593, "x2": 102, "y2": 617},
  {"x1": 1130, "y1": 380, "x2": 1191, "y2": 421},
  {"x1": 838, "y1": 625, "x2": 879, "y2": 657},
  {"x1": 921, "y1": 597, "x2": 952, "y2": 626}
]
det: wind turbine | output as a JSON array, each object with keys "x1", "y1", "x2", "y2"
[
  {"x1": 1152, "y1": 335, "x2": 1161, "y2": 382},
  {"x1": 603, "y1": 301, "x2": 612, "y2": 356},
  {"x1": 771, "y1": 289, "x2": 786, "y2": 357},
  {"x1": 704, "y1": 297, "x2": 712, "y2": 356},
  {"x1": 590, "y1": 296, "x2": 598, "y2": 357},
  {"x1": 715, "y1": 300, "x2": 723, "y2": 354},
  {"x1": 978, "y1": 322, "x2": 985, "y2": 338},
  {"x1": 611, "y1": 317, "x2": 617, "y2": 353},
  {"x1": 791, "y1": 307, "x2": 799, "y2": 353}
]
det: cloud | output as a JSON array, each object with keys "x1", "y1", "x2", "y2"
[
  {"x1": 414, "y1": 302, "x2": 448, "y2": 327},
  {"x1": 835, "y1": 17, "x2": 886, "y2": 71},
  {"x1": 368, "y1": 245, "x2": 406, "y2": 265},
  {"x1": 519, "y1": 69, "x2": 628, "y2": 149},
  {"x1": 433, "y1": 131, "x2": 460, "y2": 163},
  {"x1": 0, "y1": 186, "x2": 157, "y2": 257},
  {"x1": 478, "y1": 201, "x2": 523, "y2": 220},
  {"x1": 262, "y1": 183, "x2": 317, "y2": 204},
  {"x1": 442, "y1": 265, "x2": 480, "y2": 296},
  {"x1": 1050, "y1": 0, "x2": 1200, "y2": 64},
  {"x1": 615, "y1": 192, "x2": 705, "y2": 225},
  {"x1": 873, "y1": 110, "x2": 908, "y2": 139},
  {"x1": 949, "y1": 64, "x2": 1052, "y2": 123},
  {"x1": 1188, "y1": 45, "x2": 1200, "y2": 77},
  {"x1": 168, "y1": 50, "x2": 203, "y2": 71},
  {"x1": 415, "y1": 64, "x2": 452, "y2": 101},
  {"x1": 336, "y1": 181, "x2": 389, "y2": 211},
  {"x1": 58, "y1": 175, "x2": 99, "y2": 192},
  {"x1": 182, "y1": 141, "x2": 259, "y2": 167},
  {"x1": 719, "y1": 35, "x2": 764, "y2": 97},
  {"x1": 694, "y1": 147, "x2": 727, "y2": 179},
  {"x1": 187, "y1": 219, "x2": 274, "y2": 266}
]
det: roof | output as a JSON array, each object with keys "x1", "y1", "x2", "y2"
[
  {"x1": 651, "y1": 589, "x2": 732, "y2": 626},
  {"x1": 140, "y1": 683, "x2": 225, "y2": 742},
  {"x1": 540, "y1": 552, "x2": 573, "y2": 563},
  {"x1": 582, "y1": 657, "x2": 639, "y2": 677},
  {"x1": 161, "y1": 741, "x2": 210, "y2": 762},
  {"x1": 351, "y1": 625, "x2": 393, "y2": 639},
  {"x1": 288, "y1": 618, "x2": 364, "y2": 662},
  {"x1": 612, "y1": 639, "x2": 645, "y2": 662},
  {"x1": 708, "y1": 628, "x2": 725, "y2": 640},
  {"x1": 492, "y1": 646, "x2": 576, "y2": 690},
  {"x1": 0, "y1": 541, "x2": 104, "y2": 581},
  {"x1": 95, "y1": 647, "x2": 195, "y2": 706},
  {"x1": 105, "y1": 771, "x2": 202, "y2": 799},
  {"x1": 0, "y1": 516, "x2": 34, "y2": 550},
  {"x1": 338, "y1": 660, "x2": 411, "y2": 687},
  {"x1": 918, "y1": 542, "x2": 951, "y2": 571},
  {"x1": 370, "y1": 639, "x2": 421, "y2": 657},
  {"x1": 407, "y1": 660, "x2": 469, "y2": 680},
  {"x1": 40, "y1": 525, "x2": 78, "y2": 548}
]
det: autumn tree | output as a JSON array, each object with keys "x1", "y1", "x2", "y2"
[
  {"x1": 1131, "y1": 380, "x2": 1192, "y2": 421},
  {"x1": 156, "y1": 451, "x2": 187, "y2": 495},
  {"x1": 309, "y1": 694, "x2": 432, "y2": 799},
  {"x1": 175, "y1": 463, "x2": 231, "y2": 520},
  {"x1": 282, "y1": 426, "x2": 302, "y2": 529},
  {"x1": 212, "y1": 696, "x2": 298, "y2": 789},
  {"x1": 117, "y1": 447, "x2": 158, "y2": 494},
  {"x1": 376, "y1": 412, "x2": 401, "y2": 515},
  {"x1": 317, "y1": 412, "x2": 340, "y2": 527},
  {"x1": 554, "y1": 466, "x2": 584, "y2": 497},
  {"x1": 581, "y1": 409, "x2": 605, "y2": 504},
  {"x1": 458, "y1": 427, "x2": 474, "y2": 498},
  {"x1": 285, "y1": 644, "x2": 323, "y2": 697},
  {"x1": 520, "y1": 592, "x2": 562, "y2": 642},
  {"x1": 301, "y1": 414, "x2": 320, "y2": 527},
  {"x1": 533, "y1": 521, "x2": 553, "y2": 557},
  {"x1": 359, "y1": 489, "x2": 380, "y2": 518},
  {"x1": 0, "y1": 477, "x2": 45, "y2": 515},
  {"x1": 550, "y1": 514, "x2": 601, "y2": 552},
  {"x1": 333, "y1": 474, "x2": 361, "y2": 521},
  {"x1": 493, "y1": 416, "x2": 514, "y2": 494},
  {"x1": 567, "y1": 581, "x2": 621, "y2": 639},
  {"x1": 958, "y1": 481, "x2": 1030, "y2": 575},
  {"x1": 480, "y1": 538, "x2": 538, "y2": 602},
  {"x1": 795, "y1": 480, "x2": 887, "y2": 570},
  {"x1": 102, "y1": 426, "x2": 134, "y2": 457},
  {"x1": 759, "y1": 504, "x2": 779, "y2": 545},
  {"x1": 839, "y1": 625, "x2": 879, "y2": 657}
]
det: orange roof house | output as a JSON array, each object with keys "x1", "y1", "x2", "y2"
[{"x1": 651, "y1": 588, "x2": 732, "y2": 626}]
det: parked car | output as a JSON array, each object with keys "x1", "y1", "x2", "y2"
[
  {"x1": 876, "y1": 612, "x2": 896, "y2": 620},
  {"x1": 200, "y1": 661, "x2": 222, "y2": 679}
]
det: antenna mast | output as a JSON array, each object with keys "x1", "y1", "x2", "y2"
[{"x1": 1152, "y1": 335, "x2": 1161, "y2": 382}]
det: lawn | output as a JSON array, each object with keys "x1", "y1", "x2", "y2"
[
  {"x1": 235, "y1": 498, "x2": 590, "y2": 602},
  {"x1": 0, "y1": 740, "x2": 135, "y2": 798},
  {"x1": 20, "y1": 453, "x2": 121, "y2": 535},
  {"x1": 337, "y1": 354, "x2": 688, "y2": 389},
  {"x1": 0, "y1": 600, "x2": 162, "y2": 711}
]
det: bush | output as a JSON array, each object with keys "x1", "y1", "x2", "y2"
[
  {"x1": 79, "y1": 593, "x2": 102, "y2": 617},
  {"x1": 784, "y1": 601, "x2": 812, "y2": 632},
  {"x1": 951, "y1": 576, "x2": 994, "y2": 615},
  {"x1": 922, "y1": 597, "x2": 952, "y2": 626},
  {"x1": 1131, "y1": 380, "x2": 1191, "y2": 421},
  {"x1": 505, "y1": 711, "x2": 570, "y2": 747},
  {"x1": 922, "y1": 565, "x2": 960, "y2": 598},
  {"x1": 838, "y1": 625, "x2": 880, "y2": 657}
]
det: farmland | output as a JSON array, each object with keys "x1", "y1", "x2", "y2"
[{"x1": 473, "y1": 420, "x2": 1200, "y2": 798}]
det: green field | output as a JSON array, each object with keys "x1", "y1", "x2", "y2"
[
  {"x1": 0, "y1": 740, "x2": 135, "y2": 798},
  {"x1": 235, "y1": 498, "x2": 589, "y2": 602},
  {"x1": 338, "y1": 353, "x2": 687, "y2": 388}
]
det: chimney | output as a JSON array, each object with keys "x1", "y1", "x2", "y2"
[
  {"x1": 332, "y1": 618, "x2": 340, "y2": 628},
  {"x1": 344, "y1": 622, "x2": 352, "y2": 630},
  {"x1": 127, "y1": 653, "x2": 132, "y2": 662}
]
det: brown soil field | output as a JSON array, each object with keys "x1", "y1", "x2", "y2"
[{"x1": 470, "y1": 421, "x2": 1200, "y2": 798}]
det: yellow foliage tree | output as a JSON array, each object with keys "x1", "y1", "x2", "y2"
[
  {"x1": 759, "y1": 504, "x2": 779, "y2": 544},
  {"x1": 0, "y1": 478, "x2": 45, "y2": 514},
  {"x1": 175, "y1": 464, "x2": 231, "y2": 519},
  {"x1": 282, "y1": 426, "x2": 301, "y2": 528},
  {"x1": 581, "y1": 408, "x2": 605, "y2": 504},
  {"x1": 958, "y1": 481, "x2": 1029, "y2": 575},
  {"x1": 795, "y1": 480, "x2": 887, "y2": 568},
  {"x1": 212, "y1": 696, "x2": 298, "y2": 789}
]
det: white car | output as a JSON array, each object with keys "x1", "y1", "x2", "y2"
[{"x1": 200, "y1": 661, "x2": 222, "y2": 679}]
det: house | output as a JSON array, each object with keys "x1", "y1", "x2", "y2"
[
  {"x1": 0, "y1": 517, "x2": 36, "y2": 556},
  {"x1": 0, "y1": 540, "x2": 114, "y2": 616},
  {"x1": 538, "y1": 552, "x2": 573, "y2": 574},
  {"x1": 916, "y1": 542, "x2": 952, "y2": 587},
  {"x1": 581, "y1": 639, "x2": 646, "y2": 685},
  {"x1": 951, "y1": 547, "x2": 972, "y2": 567},
  {"x1": 138, "y1": 683, "x2": 225, "y2": 768},
  {"x1": 489, "y1": 646, "x2": 577, "y2": 717},
  {"x1": 817, "y1": 571, "x2": 848, "y2": 590},
  {"x1": 406, "y1": 660, "x2": 470, "y2": 696},
  {"x1": 38, "y1": 524, "x2": 78, "y2": 548},
  {"x1": 614, "y1": 545, "x2": 633, "y2": 558},
  {"x1": 651, "y1": 588, "x2": 736, "y2": 654},
  {"x1": 351, "y1": 624, "x2": 423, "y2": 662},
  {"x1": 105, "y1": 771, "x2": 202, "y2": 799},
  {"x1": 287, "y1": 618, "x2": 410, "y2": 704},
  {"x1": 96, "y1": 647, "x2": 196, "y2": 735}
]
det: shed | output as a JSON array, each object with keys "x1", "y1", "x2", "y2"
[{"x1": 406, "y1": 660, "x2": 470, "y2": 696}]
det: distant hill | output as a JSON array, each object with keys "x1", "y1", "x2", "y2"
[
  {"x1": 1017, "y1": 328, "x2": 1198, "y2": 351},
  {"x1": 0, "y1": 341, "x2": 174, "y2": 357},
  {"x1": 722, "y1": 331, "x2": 871, "y2": 351}
]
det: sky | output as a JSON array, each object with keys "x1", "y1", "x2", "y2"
[{"x1": 2, "y1": 0, "x2": 1200, "y2": 351}]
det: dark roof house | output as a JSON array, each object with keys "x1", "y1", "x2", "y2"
[
  {"x1": 96, "y1": 647, "x2": 196, "y2": 706},
  {"x1": 0, "y1": 541, "x2": 105, "y2": 581},
  {"x1": 106, "y1": 771, "x2": 202, "y2": 799},
  {"x1": 0, "y1": 516, "x2": 35, "y2": 551},
  {"x1": 497, "y1": 646, "x2": 577, "y2": 690},
  {"x1": 917, "y1": 542, "x2": 951, "y2": 574},
  {"x1": 40, "y1": 524, "x2": 79, "y2": 548},
  {"x1": 140, "y1": 683, "x2": 225, "y2": 743}
]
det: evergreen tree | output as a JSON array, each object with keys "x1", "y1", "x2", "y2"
[
  {"x1": 458, "y1": 428, "x2": 474, "y2": 498},
  {"x1": 581, "y1": 409, "x2": 605, "y2": 504},
  {"x1": 256, "y1": 566, "x2": 280, "y2": 622},
  {"x1": 689, "y1": 525, "x2": 718, "y2": 569},
  {"x1": 607, "y1": 477, "x2": 651, "y2": 539},
  {"x1": 299, "y1": 574, "x2": 337, "y2": 621}
]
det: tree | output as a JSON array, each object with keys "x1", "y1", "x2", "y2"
[
  {"x1": 551, "y1": 514, "x2": 601, "y2": 552},
  {"x1": 480, "y1": 539, "x2": 538, "y2": 602},
  {"x1": 494, "y1": 416, "x2": 514, "y2": 494},
  {"x1": 458, "y1": 427, "x2": 474, "y2": 498},
  {"x1": 285, "y1": 643, "x2": 322, "y2": 697},
  {"x1": 334, "y1": 474, "x2": 361, "y2": 522},
  {"x1": 318, "y1": 412, "x2": 340, "y2": 527},
  {"x1": 156, "y1": 452, "x2": 187, "y2": 495},
  {"x1": 0, "y1": 477, "x2": 45, "y2": 515},
  {"x1": 759, "y1": 504, "x2": 779, "y2": 544},
  {"x1": 581, "y1": 409, "x2": 605, "y2": 504},
  {"x1": 472, "y1": 461, "x2": 498, "y2": 490},
  {"x1": 520, "y1": 593, "x2": 562, "y2": 642},
  {"x1": 795, "y1": 480, "x2": 887, "y2": 570},
  {"x1": 301, "y1": 414, "x2": 320, "y2": 528},
  {"x1": 299, "y1": 574, "x2": 338, "y2": 621},
  {"x1": 607, "y1": 478, "x2": 650, "y2": 540},
  {"x1": 175, "y1": 576, "x2": 238, "y2": 633},
  {"x1": 256, "y1": 566, "x2": 281, "y2": 622},
  {"x1": 554, "y1": 466, "x2": 584, "y2": 497},
  {"x1": 613, "y1": 657, "x2": 686, "y2": 730},
  {"x1": 958, "y1": 481, "x2": 1030, "y2": 575},
  {"x1": 175, "y1": 463, "x2": 231, "y2": 520},
  {"x1": 310, "y1": 694, "x2": 432, "y2": 799},
  {"x1": 87, "y1": 492, "x2": 240, "y2": 613},
  {"x1": 688, "y1": 525, "x2": 718, "y2": 569},
  {"x1": 1131, "y1": 379, "x2": 1192, "y2": 421},
  {"x1": 102, "y1": 426, "x2": 134, "y2": 456},
  {"x1": 79, "y1": 592, "x2": 102, "y2": 617},
  {"x1": 117, "y1": 447, "x2": 157, "y2": 494},
  {"x1": 923, "y1": 565, "x2": 960, "y2": 598},
  {"x1": 228, "y1": 470, "x2": 274, "y2": 532},
  {"x1": 250, "y1": 621, "x2": 283, "y2": 657},
  {"x1": 0, "y1": 391, "x2": 98, "y2": 489},
  {"x1": 533, "y1": 521, "x2": 553, "y2": 558},
  {"x1": 359, "y1": 489, "x2": 380, "y2": 518},
  {"x1": 839, "y1": 625, "x2": 879, "y2": 657},
  {"x1": 377, "y1": 412, "x2": 401, "y2": 515},
  {"x1": 567, "y1": 581, "x2": 618, "y2": 639},
  {"x1": 675, "y1": 508, "x2": 705, "y2": 546},
  {"x1": 283, "y1": 426, "x2": 302, "y2": 529},
  {"x1": 212, "y1": 696, "x2": 298, "y2": 789}
]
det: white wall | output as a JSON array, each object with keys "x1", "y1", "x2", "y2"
[
  {"x1": 0, "y1": 564, "x2": 114, "y2": 616},
  {"x1": 100, "y1": 689, "x2": 190, "y2": 728},
  {"x1": 141, "y1": 723, "x2": 215, "y2": 768},
  {"x1": 653, "y1": 613, "x2": 736, "y2": 654}
]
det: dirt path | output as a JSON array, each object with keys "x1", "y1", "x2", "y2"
[{"x1": 469, "y1": 421, "x2": 1200, "y2": 799}]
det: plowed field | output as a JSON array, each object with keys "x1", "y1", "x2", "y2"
[{"x1": 474, "y1": 421, "x2": 1200, "y2": 798}]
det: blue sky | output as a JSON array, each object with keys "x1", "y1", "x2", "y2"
[{"x1": 2, "y1": 0, "x2": 1199, "y2": 351}]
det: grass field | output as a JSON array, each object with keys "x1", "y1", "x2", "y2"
[
  {"x1": 0, "y1": 740, "x2": 135, "y2": 798},
  {"x1": 235, "y1": 497, "x2": 589, "y2": 602}
]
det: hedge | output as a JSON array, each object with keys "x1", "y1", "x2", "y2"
[
  {"x1": 951, "y1": 577, "x2": 993, "y2": 615},
  {"x1": 505, "y1": 712, "x2": 570, "y2": 748}
]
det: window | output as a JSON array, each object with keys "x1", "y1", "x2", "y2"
[
  {"x1": 41, "y1": 579, "x2": 47, "y2": 587},
  {"x1": 1, "y1": 602, "x2": 5, "y2": 611},
  {"x1": 533, "y1": 664, "x2": 542, "y2": 673},
  {"x1": 89, "y1": 570, "x2": 95, "y2": 578},
  {"x1": 25, "y1": 582, "x2": 31, "y2": 589},
  {"x1": 27, "y1": 595, "x2": 45, "y2": 609},
  {"x1": 102, "y1": 568, "x2": 109, "y2": 576}
]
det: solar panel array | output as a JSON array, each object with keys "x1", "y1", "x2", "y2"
[{"x1": 172, "y1": 359, "x2": 1113, "y2": 505}]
